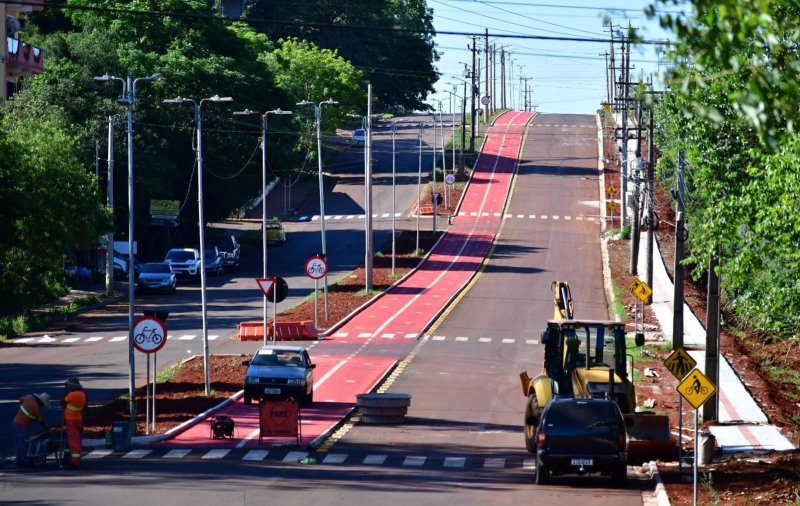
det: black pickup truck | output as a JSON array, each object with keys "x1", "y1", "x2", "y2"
[{"x1": 214, "y1": 234, "x2": 240, "y2": 272}]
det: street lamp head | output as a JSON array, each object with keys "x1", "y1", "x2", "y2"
[
  {"x1": 148, "y1": 72, "x2": 163, "y2": 81},
  {"x1": 321, "y1": 99, "x2": 339, "y2": 106},
  {"x1": 270, "y1": 109, "x2": 293, "y2": 115},
  {"x1": 93, "y1": 74, "x2": 116, "y2": 82},
  {"x1": 296, "y1": 100, "x2": 313, "y2": 107},
  {"x1": 208, "y1": 95, "x2": 233, "y2": 103},
  {"x1": 233, "y1": 108, "x2": 257, "y2": 116},
  {"x1": 163, "y1": 97, "x2": 189, "y2": 105}
]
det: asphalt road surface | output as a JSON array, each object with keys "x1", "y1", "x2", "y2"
[{"x1": 0, "y1": 113, "x2": 656, "y2": 505}]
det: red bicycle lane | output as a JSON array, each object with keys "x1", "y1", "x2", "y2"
[{"x1": 158, "y1": 111, "x2": 533, "y2": 449}]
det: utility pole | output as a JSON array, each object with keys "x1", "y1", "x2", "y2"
[
  {"x1": 105, "y1": 116, "x2": 114, "y2": 296},
  {"x1": 646, "y1": 92, "x2": 655, "y2": 303},
  {"x1": 484, "y1": 28, "x2": 489, "y2": 123},
  {"x1": 364, "y1": 84, "x2": 374, "y2": 291},
  {"x1": 470, "y1": 36, "x2": 477, "y2": 152},
  {"x1": 500, "y1": 47, "x2": 506, "y2": 109},
  {"x1": 672, "y1": 151, "x2": 686, "y2": 350},
  {"x1": 704, "y1": 251, "x2": 721, "y2": 422},
  {"x1": 620, "y1": 31, "x2": 630, "y2": 228},
  {"x1": 460, "y1": 77, "x2": 467, "y2": 176},
  {"x1": 630, "y1": 90, "x2": 643, "y2": 274}
]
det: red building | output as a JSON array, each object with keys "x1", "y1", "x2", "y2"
[{"x1": 3, "y1": 0, "x2": 44, "y2": 100}]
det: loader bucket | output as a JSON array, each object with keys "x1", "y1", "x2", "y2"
[
  {"x1": 519, "y1": 371, "x2": 532, "y2": 396},
  {"x1": 625, "y1": 413, "x2": 677, "y2": 464}
]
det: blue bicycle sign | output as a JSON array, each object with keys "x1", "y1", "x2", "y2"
[{"x1": 132, "y1": 316, "x2": 167, "y2": 353}]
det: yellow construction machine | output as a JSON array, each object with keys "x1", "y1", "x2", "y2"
[{"x1": 520, "y1": 281, "x2": 675, "y2": 463}]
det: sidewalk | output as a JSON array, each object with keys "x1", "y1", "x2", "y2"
[{"x1": 636, "y1": 231, "x2": 795, "y2": 454}]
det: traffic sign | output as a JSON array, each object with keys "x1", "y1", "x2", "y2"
[
  {"x1": 445, "y1": 173, "x2": 456, "y2": 185},
  {"x1": 481, "y1": 95, "x2": 490, "y2": 105},
  {"x1": 607, "y1": 185, "x2": 617, "y2": 195},
  {"x1": 677, "y1": 368, "x2": 717, "y2": 409},
  {"x1": 267, "y1": 277, "x2": 289, "y2": 303},
  {"x1": 627, "y1": 278, "x2": 653, "y2": 302},
  {"x1": 256, "y1": 278, "x2": 275, "y2": 298},
  {"x1": 664, "y1": 346, "x2": 697, "y2": 380},
  {"x1": 608, "y1": 201, "x2": 618, "y2": 210},
  {"x1": 305, "y1": 256, "x2": 328, "y2": 280},
  {"x1": 132, "y1": 316, "x2": 167, "y2": 354}
]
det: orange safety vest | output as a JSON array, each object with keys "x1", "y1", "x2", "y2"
[
  {"x1": 13, "y1": 394, "x2": 44, "y2": 427},
  {"x1": 64, "y1": 390, "x2": 87, "y2": 421}
]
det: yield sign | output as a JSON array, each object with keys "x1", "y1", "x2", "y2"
[{"x1": 256, "y1": 277, "x2": 276, "y2": 298}]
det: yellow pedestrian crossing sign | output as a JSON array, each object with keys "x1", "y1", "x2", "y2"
[
  {"x1": 627, "y1": 278, "x2": 653, "y2": 302},
  {"x1": 663, "y1": 346, "x2": 696, "y2": 380},
  {"x1": 677, "y1": 368, "x2": 716, "y2": 410},
  {"x1": 607, "y1": 185, "x2": 617, "y2": 195}
]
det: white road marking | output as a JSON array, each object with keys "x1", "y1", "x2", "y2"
[
  {"x1": 85, "y1": 336, "x2": 104, "y2": 342},
  {"x1": 334, "y1": 332, "x2": 349, "y2": 337},
  {"x1": 484, "y1": 458, "x2": 505, "y2": 468},
  {"x1": 502, "y1": 338, "x2": 516, "y2": 344},
  {"x1": 208, "y1": 335, "x2": 220, "y2": 341},
  {"x1": 323, "y1": 453, "x2": 348, "y2": 464},
  {"x1": 164, "y1": 449, "x2": 191, "y2": 459},
  {"x1": 202, "y1": 449, "x2": 230, "y2": 460},
  {"x1": 15, "y1": 338, "x2": 34, "y2": 343},
  {"x1": 110, "y1": 336, "x2": 127, "y2": 342},
  {"x1": 432, "y1": 335, "x2": 446, "y2": 341},
  {"x1": 62, "y1": 337, "x2": 80, "y2": 343},
  {"x1": 85, "y1": 449, "x2": 113, "y2": 459},
  {"x1": 478, "y1": 337, "x2": 492, "y2": 343},
  {"x1": 39, "y1": 336, "x2": 57, "y2": 343},
  {"x1": 179, "y1": 335, "x2": 195, "y2": 340},
  {"x1": 283, "y1": 451, "x2": 308, "y2": 463},
  {"x1": 242, "y1": 450, "x2": 269, "y2": 461},
  {"x1": 403, "y1": 456, "x2": 426, "y2": 466},
  {"x1": 363, "y1": 454, "x2": 387, "y2": 465},
  {"x1": 443, "y1": 457, "x2": 466, "y2": 468},
  {"x1": 455, "y1": 336, "x2": 469, "y2": 342},
  {"x1": 123, "y1": 449, "x2": 151, "y2": 459}
]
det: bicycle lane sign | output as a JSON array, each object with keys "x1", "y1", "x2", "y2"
[
  {"x1": 676, "y1": 368, "x2": 716, "y2": 409},
  {"x1": 132, "y1": 315, "x2": 167, "y2": 354},
  {"x1": 305, "y1": 255, "x2": 328, "y2": 280}
]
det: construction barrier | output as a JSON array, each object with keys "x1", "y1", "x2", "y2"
[
  {"x1": 236, "y1": 320, "x2": 318, "y2": 341},
  {"x1": 418, "y1": 205, "x2": 434, "y2": 215}
]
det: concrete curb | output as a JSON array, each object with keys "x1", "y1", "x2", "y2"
[{"x1": 641, "y1": 461, "x2": 671, "y2": 506}]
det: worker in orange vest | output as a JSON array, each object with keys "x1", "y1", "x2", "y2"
[
  {"x1": 12, "y1": 392, "x2": 50, "y2": 467},
  {"x1": 62, "y1": 378, "x2": 87, "y2": 469}
]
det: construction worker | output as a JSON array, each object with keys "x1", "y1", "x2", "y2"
[
  {"x1": 62, "y1": 378, "x2": 87, "y2": 469},
  {"x1": 12, "y1": 392, "x2": 50, "y2": 468}
]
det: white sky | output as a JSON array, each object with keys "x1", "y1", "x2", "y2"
[{"x1": 427, "y1": 0, "x2": 679, "y2": 115}]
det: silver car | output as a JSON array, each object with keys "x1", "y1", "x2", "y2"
[
  {"x1": 242, "y1": 345, "x2": 316, "y2": 406},
  {"x1": 136, "y1": 262, "x2": 177, "y2": 294}
]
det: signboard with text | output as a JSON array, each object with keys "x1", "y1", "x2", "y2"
[{"x1": 259, "y1": 399, "x2": 300, "y2": 444}]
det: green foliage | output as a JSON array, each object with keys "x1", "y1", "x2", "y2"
[{"x1": 649, "y1": 0, "x2": 800, "y2": 335}]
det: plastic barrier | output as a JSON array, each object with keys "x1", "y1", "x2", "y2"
[
  {"x1": 418, "y1": 205, "x2": 434, "y2": 215},
  {"x1": 236, "y1": 321, "x2": 319, "y2": 341}
]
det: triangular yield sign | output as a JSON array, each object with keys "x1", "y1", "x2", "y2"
[{"x1": 256, "y1": 277, "x2": 275, "y2": 298}]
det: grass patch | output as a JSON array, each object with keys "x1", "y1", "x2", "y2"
[
  {"x1": 611, "y1": 282, "x2": 627, "y2": 321},
  {"x1": 356, "y1": 288, "x2": 382, "y2": 297},
  {"x1": 156, "y1": 358, "x2": 183, "y2": 382}
]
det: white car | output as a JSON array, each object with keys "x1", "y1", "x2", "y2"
[
  {"x1": 136, "y1": 262, "x2": 177, "y2": 294},
  {"x1": 164, "y1": 248, "x2": 201, "y2": 281}
]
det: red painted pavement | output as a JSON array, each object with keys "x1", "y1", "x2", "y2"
[{"x1": 158, "y1": 111, "x2": 534, "y2": 448}]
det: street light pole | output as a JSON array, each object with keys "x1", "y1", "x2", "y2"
[
  {"x1": 391, "y1": 121, "x2": 397, "y2": 277},
  {"x1": 233, "y1": 108, "x2": 293, "y2": 344},
  {"x1": 94, "y1": 72, "x2": 161, "y2": 435},
  {"x1": 164, "y1": 95, "x2": 233, "y2": 396},
  {"x1": 297, "y1": 99, "x2": 338, "y2": 321},
  {"x1": 416, "y1": 122, "x2": 423, "y2": 251}
]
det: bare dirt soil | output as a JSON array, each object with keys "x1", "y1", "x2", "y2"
[{"x1": 83, "y1": 130, "x2": 800, "y2": 503}]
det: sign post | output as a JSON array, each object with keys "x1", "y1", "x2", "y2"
[
  {"x1": 664, "y1": 346, "x2": 697, "y2": 474},
  {"x1": 627, "y1": 278, "x2": 652, "y2": 343},
  {"x1": 256, "y1": 278, "x2": 276, "y2": 345},
  {"x1": 305, "y1": 255, "x2": 328, "y2": 330},
  {"x1": 133, "y1": 315, "x2": 167, "y2": 435},
  {"x1": 676, "y1": 366, "x2": 716, "y2": 506},
  {"x1": 259, "y1": 399, "x2": 301, "y2": 446}
]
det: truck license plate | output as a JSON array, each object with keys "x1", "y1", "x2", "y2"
[
  {"x1": 263, "y1": 388, "x2": 281, "y2": 395},
  {"x1": 571, "y1": 458, "x2": 593, "y2": 466}
]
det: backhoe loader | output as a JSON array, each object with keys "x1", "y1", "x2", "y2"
[{"x1": 520, "y1": 281, "x2": 675, "y2": 463}]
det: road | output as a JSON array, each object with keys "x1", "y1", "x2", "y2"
[{"x1": 0, "y1": 113, "x2": 657, "y2": 505}]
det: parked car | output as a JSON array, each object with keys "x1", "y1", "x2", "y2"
[
  {"x1": 136, "y1": 262, "x2": 177, "y2": 294},
  {"x1": 214, "y1": 234, "x2": 240, "y2": 272},
  {"x1": 113, "y1": 251, "x2": 141, "y2": 280},
  {"x1": 351, "y1": 128, "x2": 366, "y2": 146},
  {"x1": 535, "y1": 396, "x2": 629, "y2": 486},
  {"x1": 203, "y1": 245, "x2": 224, "y2": 276},
  {"x1": 163, "y1": 248, "x2": 202, "y2": 281},
  {"x1": 265, "y1": 218, "x2": 286, "y2": 245},
  {"x1": 242, "y1": 345, "x2": 316, "y2": 406}
]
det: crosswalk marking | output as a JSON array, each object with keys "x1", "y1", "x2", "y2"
[
  {"x1": 478, "y1": 337, "x2": 492, "y2": 343},
  {"x1": 164, "y1": 449, "x2": 191, "y2": 459},
  {"x1": 123, "y1": 449, "x2": 151, "y2": 459},
  {"x1": 358, "y1": 332, "x2": 372, "y2": 338},
  {"x1": 323, "y1": 453, "x2": 348, "y2": 464},
  {"x1": 62, "y1": 337, "x2": 80, "y2": 343},
  {"x1": 443, "y1": 456, "x2": 466, "y2": 468},
  {"x1": 455, "y1": 336, "x2": 469, "y2": 342},
  {"x1": 283, "y1": 451, "x2": 308, "y2": 463},
  {"x1": 502, "y1": 338, "x2": 516, "y2": 344},
  {"x1": 208, "y1": 335, "x2": 220, "y2": 341},
  {"x1": 85, "y1": 337, "x2": 104, "y2": 342},
  {"x1": 334, "y1": 332, "x2": 349, "y2": 337},
  {"x1": 179, "y1": 335, "x2": 195, "y2": 341},
  {"x1": 110, "y1": 336, "x2": 127, "y2": 342},
  {"x1": 242, "y1": 449, "x2": 269, "y2": 461},
  {"x1": 381, "y1": 333, "x2": 395, "y2": 338},
  {"x1": 403, "y1": 456, "x2": 426, "y2": 466},
  {"x1": 15, "y1": 337, "x2": 34, "y2": 343},
  {"x1": 363, "y1": 454, "x2": 387, "y2": 465},
  {"x1": 522, "y1": 458, "x2": 535, "y2": 470},
  {"x1": 484, "y1": 458, "x2": 505, "y2": 469},
  {"x1": 432, "y1": 335, "x2": 446, "y2": 341},
  {"x1": 526, "y1": 339, "x2": 539, "y2": 345},
  {"x1": 39, "y1": 336, "x2": 57, "y2": 343},
  {"x1": 85, "y1": 449, "x2": 113, "y2": 459},
  {"x1": 404, "y1": 333, "x2": 418, "y2": 339},
  {"x1": 202, "y1": 449, "x2": 230, "y2": 460}
]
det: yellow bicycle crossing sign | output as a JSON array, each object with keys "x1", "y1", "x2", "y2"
[
  {"x1": 627, "y1": 278, "x2": 653, "y2": 302},
  {"x1": 677, "y1": 368, "x2": 716, "y2": 409},
  {"x1": 663, "y1": 346, "x2": 696, "y2": 380}
]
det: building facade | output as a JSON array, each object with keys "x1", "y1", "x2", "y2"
[{"x1": 3, "y1": 0, "x2": 44, "y2": 100}]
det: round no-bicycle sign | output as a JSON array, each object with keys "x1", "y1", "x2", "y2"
[
  {"x1": 305, "y1": 255, "x2": 328, "y2": 280},
  {"x1": 132, "y1": 315, "x2": 167, "y2": 354},
  {"x1": 445, "y1": 173, "x2": 456, "y2": 185}
]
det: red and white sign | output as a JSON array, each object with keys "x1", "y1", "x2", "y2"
[
  {"x1": 256, "y1": 277, "x2": 276, "y2": 298},
  {"x1": 132, "y1": 316, "x2": 167, "y2": 354},
  {"x1": 305, "y1": 256, "x2": 328, "y2": 280},
  {"x1": 259, "y1": 399, "x2": 299, "y2": 439}
]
